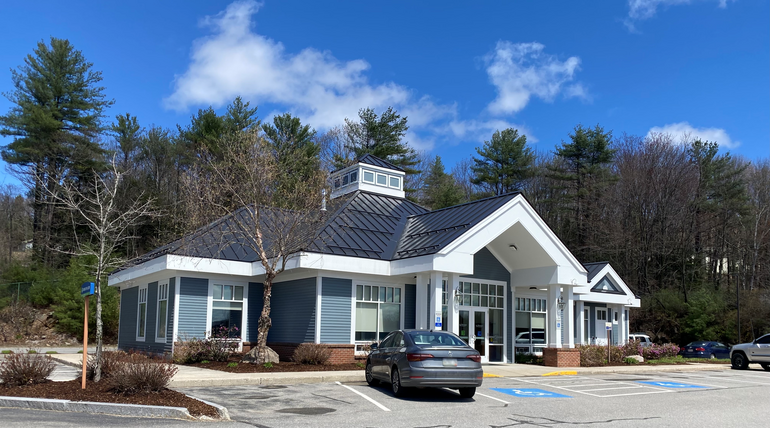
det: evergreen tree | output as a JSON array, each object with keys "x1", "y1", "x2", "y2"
[
  {"x1": 471, "y1": 128, "x2": 534, "y2": 195},
  {"x1": 423, "y1": 156, "x2": 463, "y2": 210},
  {"x1": 262, "y1": 113, "x2": 320, "y2": 205},
  {"x1": 342, "y1": 107, "x2": 418, "y2": 175},
  {"x1": 224, "y1": 96, "x2": 259, "y2": 134},
  {"x1": 177, "y1": 96, "x2": 259, "y2": 162},
  {"x1": 0, "y1": 37, "x2": 113, "y2": 266},
  {"x1": 111, "y1": 113, "x2": 142, "y2": 169},
  {"x1": 550, "y1": 124, "x2": 616, "y2": 259}
]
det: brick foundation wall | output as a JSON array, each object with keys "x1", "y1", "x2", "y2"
[
  {"x1": 241, "y1": 342, "x2": 356, "y2": 364},
  {"x1": 543, "y1": 347, "x2": 581, "y2": 367}
]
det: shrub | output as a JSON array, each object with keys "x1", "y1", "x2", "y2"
[
  {"x1": 172, "y1": 326, "x2": 240, "y2": 364},
  {"x1": 227, "y1": 362, "x2": 238, "y2": 368},
  {"x1": 292, "y1": 343, "x2": 331, "y2": 365},
  {"x1": 0, "y1": 352, "x2": 55, "y2": 386},
  {"x1": 263, "y1": 362, "x2": 273, "y2": 369},
  {"x1": 579, "y1": 344, "x2": 607, "y2": 366},
  {"x1": 515, "y1": 352, "x2": 544, "y2": 365},
  {"x1": 624, "y1": 357, "x2": 639, "y2": 364},
  {"x1": 0, "y1": 302, "x2": 37, "y2": 342},
  {"x1": 107, "y1": 357, "x2": 178, "y2": 394},
  {"x1": 641, "y1": 343, "x2": 680, "y2": 360},
  {"x1": 86, "y1": 350, "x2": 134, "y2": 380}
]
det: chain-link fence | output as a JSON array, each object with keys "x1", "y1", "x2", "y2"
[{"x1": 0, "y1": 281, "x2": 33, "y2": 308}]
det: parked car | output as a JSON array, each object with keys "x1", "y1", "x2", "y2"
[
  {"x1": 365, "y1": 329, "x2": 483, "y2": 398},
  {"x1": 679, "y1": 341, "x2": 731, "y2": 359},
  {"x1": 628, "y1": 333, "x2": 652, "y2": 347},
  {"x1": 730, "y1": 333, "x2": 770, "y2": 370}
]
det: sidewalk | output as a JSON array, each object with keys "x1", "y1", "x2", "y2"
[{"x1": 45, "y1": 352, "x2": 731, "y2": 388}]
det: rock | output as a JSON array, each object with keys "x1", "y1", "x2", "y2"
[
  {"x1": 627, "y1": 355, "x2": 644, "y2": 363},
  {"x1": 242, "y1": 346, "x2": 280, "y2": 364}
]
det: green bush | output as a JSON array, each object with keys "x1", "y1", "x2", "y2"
[
  {"x1": 624, "y1": 357, "x2": 639, "y2": 364},
  {"x1": 227, "y1": 362, "x2": 238, "y2": 368},
  {"x1": 292, "y1": 343, "x2": 331, "y2": 365},
  {"x1": 0, "y1": 352, "x2": 55, "y2": 386}
]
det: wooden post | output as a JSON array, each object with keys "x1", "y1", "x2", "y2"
[{"x1": 82, "y1": 295, "x2": 88, "y2": 390}]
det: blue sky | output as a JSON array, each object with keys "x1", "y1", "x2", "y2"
[{"x1": 1, "y1": 0, "x2": 768, "y2": 188}]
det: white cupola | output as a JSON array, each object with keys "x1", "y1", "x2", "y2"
[{"x1": 330, "y1": 154, "x2": 406, "y2": 199}]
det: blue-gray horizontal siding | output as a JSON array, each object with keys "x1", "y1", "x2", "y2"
[
  {"x1": 262, "y1": 277, "x2": 316, "y2": 343},
  {"x1": 117, "y1": 283, "x2": 168, "y2": 355},
  {"x1": 462, "y1": 247, "x2": 512, "y2": 361},
  {"x1": 404, "y1": 284, "x2": 416, "y2": 329},
  {"x1": 320, "y1": 277, "x2": 352, "y2": 344},
  {"x1": 248, "y1": 282, "x2": 263, "y2": 343},
  {"x1": 177, "y1": 277, "x2": 208, "y2": 339}
]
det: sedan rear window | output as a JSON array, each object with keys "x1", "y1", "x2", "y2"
[{"x1": 408, "y1": 332, "x2": 466, "y2": 347}]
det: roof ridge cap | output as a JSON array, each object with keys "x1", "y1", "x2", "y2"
[{"x1": 407, "y1": 192, "x2": 520, "y2": 218}]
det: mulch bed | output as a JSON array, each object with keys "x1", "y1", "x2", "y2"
[
  {"x1": 0, "y1": 379, "x2": 219, "y2": 418},
  {"x1": 189, "y1": 354, "x2": 364, "y2": 373}
]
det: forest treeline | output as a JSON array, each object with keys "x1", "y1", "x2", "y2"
[{"x1": 0, "y1": 38, "x2": 768, "y2": 345}]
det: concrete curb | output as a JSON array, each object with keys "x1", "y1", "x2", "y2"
[
  {"x1": 185, "y1": 395, "x2": 230, "y2": 420},
  {"x1": 0, "y1": 396, "x2": 193, "y2": 420},
  {"x1": 169, "y1": 371, "x2": 366, "y2": 388},
  {"x1": 50, "y1": 355, "x2": 81, "y2": 369}
]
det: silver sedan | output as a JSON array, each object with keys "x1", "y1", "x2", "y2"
[{"x1": 365, "y1": 329, "x2": 483, "y2": 398}]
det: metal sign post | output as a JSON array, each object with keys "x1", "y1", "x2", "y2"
[{"x1": 81, "y1": 282, "x2": 95, "y2": 390}]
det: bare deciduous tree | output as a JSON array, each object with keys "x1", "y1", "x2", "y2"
[
  {"x1": 182, "y1": 130, "x2": 327, "y2": 364},
  {"x1": 40, "y1": 157, "x2": 157, "y2": 381}
]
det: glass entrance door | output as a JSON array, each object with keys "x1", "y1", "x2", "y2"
[{"x1": 459, "y1": 308, "x2": 489, "y2": 363}]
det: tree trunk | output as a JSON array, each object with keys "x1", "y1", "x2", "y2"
[
  {"x1": 92, "y1": 277, "x2": 104, "y2": 382},
  {"x1": 243, "y1": 274, "x2": 274, "y2": 363}
]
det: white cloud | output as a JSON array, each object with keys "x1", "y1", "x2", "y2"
[
  {"x1": 164, "y1": 1, "x2": 547, "y2": 153},
  {"x1": 625, "y1": 0, "x2": 735, "y2": 32},
  {"x1": 647, "y1": 122, "x2": 739, "y2": 148},
  {"x1": 483, "y1": 42, "x2": 588, "y2": 116}
]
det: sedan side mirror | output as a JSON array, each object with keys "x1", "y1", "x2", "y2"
[{"x1": 370, "y1": 343, "x2": 378, "y2": 350}]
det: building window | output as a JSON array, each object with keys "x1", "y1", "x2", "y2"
[
  {"x1": 376, "y1": 173, "x2": 387, "y2": 186},
  {"x1": 212, "y1": 284, "x2": 243, "y2": 338},
  {"x1": 597, "y1": 309, "x2": 607, "y2": 321},
  {"x1": 156, "y1": 282, "x2": 169, "y2": 340},
  {"x1": 389, "y1": 176, "x2": 400, "y2": 188},
  {"x1": 363, "y1": 170, "x2": 375, "y2": 183},
  {"x1": 515, "y1": 296, "x2": 547, "y2": 355},
  {"x1": 355, "y1": 284, "x2": 401, "y2": 343},
  {"x1": 458, "y1": 281, "x2": 505, "y2": 308},
  {"x1": 137, "y1": 285, "x2": 147, "y2": 340}
]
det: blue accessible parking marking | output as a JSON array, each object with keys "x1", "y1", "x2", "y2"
[
  {"x1": 638, "y1": 381, "x2": 707, "y2": 389},
  {"x1": 491, "y1": 388, "x2": 571, "y2": 398}
]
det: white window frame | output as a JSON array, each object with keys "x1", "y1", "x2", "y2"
[
  {"x1": 136, "y1": 284, "x2": 148, "y2": 341},
  {"x1": 353, "y1": 282, "x2": 404, "y2": 354},
  {"x1": 388, "y1": 176, "x2": 401, "y2": 189},
  {"x1": 375, "y1": 173, "x2": 388, "y2": 187},
  {"x1": 155, "y1": 281, "x2": 169, "y2": 342},
  {"x1": 207, "y1": 280, "x2": 248, "y2": 345},
  {"x1": 362, "y1": 169, "x2": 375, "y2": 183}
]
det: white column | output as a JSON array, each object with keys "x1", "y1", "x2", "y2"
[
  {"x1": 510, "y1": 285, "x2": 516, "y2": 363},
  {"x1": 447, "y1": 273, "x2": 460, "y2": 335},
  {"x1": 415, "y1": 274, "x2": 428, "y2": 330},
  {"x1": 576, "y1": 300, "x2": 585, "y2": 346},
  {"x1": 429, "y1": 271, "x2": 443, "y2": 330},
  {"x1": 565, "y1": 286, "x2": 575, "y2": 348},
  {"x1": 619, "y1": 305, "x2": 626, "y2": 344},
  {"x1": 547, "y1": 285, "x2": 562, "y2": 348}
]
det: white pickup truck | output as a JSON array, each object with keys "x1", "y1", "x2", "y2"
[{"x1": 730, "y1": 333, "x2": 770, "y2": 370}]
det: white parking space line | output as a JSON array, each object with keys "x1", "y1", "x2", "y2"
[
  {"x1": 476, "y1": 392, "x2": 510, "y2": 404},
  {"x1": 674, "y1": 374, "x2": 767, "y2": 386},
  {"x1": 335, "y1": 382, "x2": 390, "y2": 412},
  {"x1": 640, "y1": 375, "x2": 729, "y2": 389},
  {"x1": 596, "y1": 390, "x2": 672, "y2": 397},
  {"x1": 510, "y1": 376, "x2": 679, "y2": 398},
  {"x1": 579, "y1": 386, "x2": 645, "y2": 392}
]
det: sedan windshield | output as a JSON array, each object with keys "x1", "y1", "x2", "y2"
[{"x1": 408, "y1": 331, "x2": 467, "y2": 347}]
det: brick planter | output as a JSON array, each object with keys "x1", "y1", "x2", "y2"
[
  {"x1": 241, "y1": 342, "x2": 356, "y2": 364},
  {"x1": 543, "y1": 347, "x2": 580, "y2": 367}
]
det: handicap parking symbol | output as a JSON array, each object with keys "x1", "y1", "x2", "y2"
[
  {"x1": 638, "y1": 381, "x2": 707, "y2": 389},
  {"x1": 491, "y1": 388, "x2": 571, "y2": 398}
]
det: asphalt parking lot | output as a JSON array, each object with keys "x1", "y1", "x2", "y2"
[{"x1": 174, "y1": 366, "x2": 770, "y2": 428}]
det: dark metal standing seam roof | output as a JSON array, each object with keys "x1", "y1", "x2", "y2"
[
  {"x1": 393, "y1": 193, "x2": 520, "y2": 260},
  {"x1": 582, "y1": 262, "x2": 610, "y2": 282},
  {"x1": 357, "y1": 153, "x2": 405, "y2": 172}
]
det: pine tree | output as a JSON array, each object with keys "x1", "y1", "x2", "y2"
[
  {"x1": 471, "y1": 128, "x2": 534, "y2": 195},
  {"x1": 342, "y1": 107, "x2": 419, "y2": 175},
  {"x1": 0, "y1": 37, "x2": 113, "y2": 265},
  {"x1": 262, "y1": 113, "x2": 320, "y2": 206},
  {"x1": 423, "y1": 156, "x2": 464, "y2": 210},
  {"x1": 111, "y1": 113, "x2": 142, "y2": 169},
  {"x1": 550, "y1": 124, "x2": 616, "y2": 259}
]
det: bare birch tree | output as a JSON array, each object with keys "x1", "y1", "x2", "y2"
[
  {"x1": 39, "y1": 157, "x2": 157, "y2": 381},
  {"x1": 182, "y1": 129, "x2": 327, "y2": 364}
]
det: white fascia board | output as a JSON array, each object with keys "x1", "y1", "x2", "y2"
[
  {"x1": 389, "y1": 253, "x2": 474, "y2": 276},
  {"x1": 439, "y1": 196, "x2": 587, "y2": 276},
  {"x1": 165, "y1": 254, "x2": 257, "y2": 277},
  {"x1": 108, "y1": 255, "x2": 168, "y2": 287},
  {"x1": 357, "y1": 182, "x2": 405, "y2": 198},
  {"x1": 361, "y1": 163, "x2": 406, "y2": 177},
  {"x1": 299, "y1": 253, "x2": 392, "y2": 276},
  {"x1": 575, "y1": 292, "x2": 640, "y2": 307}
]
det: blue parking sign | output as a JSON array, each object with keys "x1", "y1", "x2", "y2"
[
  {"x1": 491, "y1": 388, "x2": 571, "y2": 398},
  {"x1": 638, "y1": 381, "x2": 707, "y2": 389}
]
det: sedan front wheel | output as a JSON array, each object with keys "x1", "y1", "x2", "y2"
[{"x1": 365, "y1": 361, "x2": 379, "y2": 386}]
